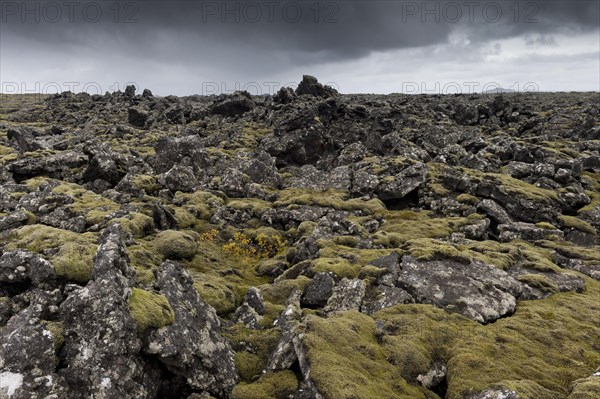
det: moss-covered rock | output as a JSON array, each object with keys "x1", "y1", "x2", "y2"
[
  {"x1": 559, "y1": 215, "x2": 597, "y2": 235},
  {"x1": 128, "y1": 288, "x2": 175, "y2": 333},
  {"x1": 311, "y1": 257, "x2": 361, "y2": 279},
  {"x1": 194, "y1": 275, "x2": 240, "y2": 315},
  {"x1": 303, "y1": 311, "x2": 431, "y2": 399},
  {"x1": 6, "y1": 224, "x2": 98, "y2": 283},
  {"x1": 154, "y1": 230, "x2": 198, "y2": 260},
  {"x1": 231, "y1": 370, "x2": 298, "y2": 399}
]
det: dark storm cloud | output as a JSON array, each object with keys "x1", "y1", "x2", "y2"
[
  {"x1": 1, "y1": 0, "x2": 598, "y2": 94},
  {"x1": 2, "y1": 1, "x2": 598, "y2": 58}
]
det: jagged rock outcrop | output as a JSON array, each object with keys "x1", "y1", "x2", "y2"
[{"x1": 145, "y1": 261, "x2": 238, "y2": 397}]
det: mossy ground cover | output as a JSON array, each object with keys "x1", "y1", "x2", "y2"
[
  {"x1": 6, "y1": 224, "x2": 98, "y2": 283},
  {"x1": 372, "y1": 211, "x2": 482, "y2": 247},
  {"x1": 559, "y1": 215, "x2": 597, "y2": 235},
  {"x1": 302, "y1": 277, "x2": 600, "y2": 399},
  {"x1": 224, "y1": 323, "x2": 283, "y2": 382},
  {"x1": 187, "y1": 232, "x2": 275, "y2": 314},
  {"x1": 51, "y1": 181, "x2": 120, "y2": 224},
  {"x1": 275, "y1": 188, "x2": 386, "y2": 215},
  {"x1": 454, "y1": 166, "x2": 561, "y2": 204},
  {"x1": 231, "y1": 370, "x2": 298, "y2": 399},
  {"x1": 579, "y1": 172, "x2": 600, "y2": 214}
]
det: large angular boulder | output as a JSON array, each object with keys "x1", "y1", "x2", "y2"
[
  {"x1": 59, "y1": 224, "x2": 159, "y2": 398},
  {"x1": 210, "y1": 91, "x2": 255, "y2": 117},
  {"x1": 295, "y1": 75, "x2": 338, "y2": 98},
  {"x1": 146, "y1": 260, "x2": 239, "y2": 397},
  {"x1": 398, "y1": 256, "x2": 523, "y2": 323}
]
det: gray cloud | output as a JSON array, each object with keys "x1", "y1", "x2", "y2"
[{"x1": 1, "y1": 1, "x2": 598, "y2": 94}]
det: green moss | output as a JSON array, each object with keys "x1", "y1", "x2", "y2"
[
  {"x1": 41, "y1": 320, "x2": 64, "y2": 353},
  {"x1": 303, "y1": 311, "x2": 431, "y2": 399},
  {"x1": 444, "y1": 281, "x2": 600, "y2": 398},
  {"x1": 0, "y1": 145, "x2": 15, "y2": 155},
  {"x1": 463, "y1": 168, "x2": 559, "y2": 204},
  {"x1": 499, "y1": 380, "x2": 562, "y2": 399},
  {"x1": 6, "y1": 224, "x2": 98, "y2": 283},
  {"x1": 358, "y1": 264, "x2": 389, "y2": 280},
  {"x1": 421, "y1": 239, "x2": 565, "y2": 273},
  {"x1": 332, "y1": 235, "x2": 359, "y2": 247},
  {"x1": 225, "y1": 323, "x2": 282, "y2": 382},
  {"x1": 537, "y1": 240, "x2": 600, "y2": 264},
  {"x1": 174, "y1": 190, "x2": 225, "y2": 221},
  {"x1": 456, "y1": 193, "x2": 479, "y2": 205},
  {"x1": 296, "y1": 221, "x2": 317, "y2": 237},
  {"x1": 52, "y1": 182, "x2": 120, "y2": 224},
  {"x1": 227, "y1": 198, "x2": 272, "y2": 215},
  {"x1": 579, "y1": 172, "x2": 600, "y2": 213},
  {"x1": 256, "y1": 258, "x2": 287, "y2": 276},
  {"x1": 259, "y1": 276, "x2": 310, "y2": 305},
  {"x1": 404, "y1": 238, "x2": 468, "y2": 262},
  {"x1": 53, "y1": 242, "x2": 98, "y2": 283},
  {"x1": 154, "y1": 230, "x2": 198, "y2": 260},
  {"x1": 194, "y1": 275, "x2": 240, "y2": 315},
  {"x1": 234, "y1": 351, "x2": 264, "y2": 381},
  {"x1": 311, "y1": 257, "x2": 361, "y2": 279},
  {"x1": 128, "y1": 242, "x2": 163, "y2": 286},
  {"x1": 373, "y1": 211, "x2": 479, "y2": 246},
  {"x1": 172, "y1": 207, "x2": 197, "y2": 229},
  {"x1": 318, "y1": 244, "x2": 400, "y2": 267},
  {"x1": 186, "y1": 236, "x2": 270, "y2": 314},
  {"x1": 559, "y1": 216, "x2": 597, "y2": 236},
  {"x1": 568, "y1": 375, "x2": 600, "y2": 399},
  {"x1": 427, "y1": 163, "x2": 451, "y2": 197},
  {"x1": 128, "y1": 288, "x2": 175, "y2": 332},
  {"x1": 517, "y1": 274, "x2": 559, "y2": 294},
  {"x1": 275, "y1": 188, "x2": 386, "y2": 215},
  {"x1": 232, "y1": 370, "x2": 298, "y2": 399},
  {"x1": 536, "y1": 222, "x2": 558, "y2": 230},
  {"x1": 23, "y1": 176, "x2": 48, "y2": 190},
  {"x1": 114, "y1": 212, "x2": 154, "y2": 238},
  {"x1": 133, "y1": 174, "x2": 158, "y2": 193}
]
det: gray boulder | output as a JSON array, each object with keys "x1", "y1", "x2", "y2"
[
  {"x1": 398, "y1": 256, "x2": 522, "y2": 323},
  {"x1": 145, "y1": 261, "x2": 239, "y2": 397},
  {"x1": 59, "y1": 224, "x2": 159, "y2": 399},
  {"x1": 377, "y1": 163, "x2": 428, "y2": 201},
  {"x1": 323, "y1": 278, "x2": 366, "y2": 313},
  {"x1": 0, "y1": 250, "x2": 56, "y2": 290},
  {"x1": 211, "y1": 91, "x2": 255, "y2": 117},
  {"x1": 295, "y1": 75, "x2": 338, "y2": 98},
  {"x1": 498, "y1": 222, "x2": 564, "y2": 242},
  {"x1": 301, "y1": 272, "x2": 335, "y2": 308}
]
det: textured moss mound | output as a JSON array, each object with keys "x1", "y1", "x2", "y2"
[
  {"x1": 568, "y1": 375, "x2": 600, "y2": 399},
  {"x1": 303, "y1": 311, "x2": 432, "y2": 399},
  {"x1": 302, "y1": 278, "x2": 600, "y2": 399},
  {"x1": 51, "y1": 182, "x2": 120, "y2": 224},
  {"x1": 275, "y1": 188, "x2": 386, "y2": 215},
  {"x1": 311, "y1": 257, "x2": 361, "y2": 279},
  {"x1": 114, "y1": 212, "x2": 155, "y2": 238},
  {"x1": 231, "y1": 370, "x2": 298, "y2": 399},
  {"x1": 154, "y1": 230, "x2": 198, "y2": 260},
  {"x1": 559, "y1": 215, "x2": 597, "y2": 235},
  {"x1": 6, "y1": 224, "x2": 98, "y2": 283},
  {"x1": 194, "y1": 275, "x2": 240, "y2": 315},
  {"x1": 225, "y1": 323, "x2": 282, "y2": 381},
  {"x1": 128, "y1": 288, "x2": 175, "y2": 332}
]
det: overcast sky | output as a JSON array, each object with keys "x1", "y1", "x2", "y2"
[{"x1": 1, "y1": 0, "x2": 599, "y2": 95}]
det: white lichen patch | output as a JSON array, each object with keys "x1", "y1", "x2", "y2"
[{"x1": 0, "y1": 371, "x2": 24, "y2": 397}]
